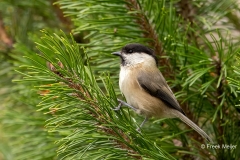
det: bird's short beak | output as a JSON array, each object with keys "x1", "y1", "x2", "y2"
[{"x1": 112, "y1": 51, "x2": 121, "y2": 56}]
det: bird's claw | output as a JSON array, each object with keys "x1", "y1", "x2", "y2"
[
  {"x1": 112, "y1": 99, "x2": 123, "y2": 111},
  {"x1": 136, "y1": 127, "x2": 141, "y2": 133}
]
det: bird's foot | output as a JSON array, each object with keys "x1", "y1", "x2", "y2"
[{"x1": 112, "y1": 99, "x2": 137, "y2": 111}]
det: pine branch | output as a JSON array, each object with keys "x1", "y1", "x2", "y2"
[
  {"x1": 43, "y1": 0, "x2": 240, "y2": 159},
  {"x1": 175, "y1": 1, "x2": 240, "y2": 155},
  {"x1": 2, "y1": 0, "x2": 240, "y2": 159},
  {"x1": 180, "y1": 31, "x2": 240, "y2": 159},
  {"x1": 56, "y1": 0, "x2": 214, "y2": 157},
  {"x1": 21, "y1": 31, "x2": 174, "y2": 159},
  {"x1": 47, "y1": 61, "x2": 142, "y2": 159},
  {"x1": 125, "y1": 0, "x2": 165, "y2": 66}
]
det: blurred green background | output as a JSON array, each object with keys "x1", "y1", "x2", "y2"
[{"x1": 0, "y1": 0, "x2": 240, "y2": 160}]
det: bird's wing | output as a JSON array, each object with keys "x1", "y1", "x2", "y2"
[{"x1": 137, "y1": 70, "x2": 185, "y2": 115}]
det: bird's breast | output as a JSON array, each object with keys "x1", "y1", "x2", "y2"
[
  {"x1": 119, "y1": 66, "x2": 140, "y2": 97},
  {"x1": 119, "y1": 66, "x2": 170, "y2": 118}
]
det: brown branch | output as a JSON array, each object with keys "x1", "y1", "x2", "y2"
[
  {"x1": 0, "y1": 14, "x2": 13, "y2": 49},
  {"x1": 177, "y1": 0, "x2": 196, "y2": 25},
  {"x1": 177, "y1": 0, "x2": 200, "y2": 48},
  {"x1": 125, "y1": 0, "x2": 172, "y2": 76},
  {"x1": 213, "y1": 55, "x2": 225, "y2": 145},
  {"x1": 50, "y1": 0, "x2": 72, "y2": 32},
  {"x1": 50, "y1": 0, "x2": 88, "y2": 44}
]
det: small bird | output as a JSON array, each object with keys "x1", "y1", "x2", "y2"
[{"x1": 112, "y1": 43, "x2": 212, "y2": 142}]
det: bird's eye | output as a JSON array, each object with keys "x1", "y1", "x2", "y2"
[{"x1": 128, "y1": 49, "x2": 133, "y2": 53}]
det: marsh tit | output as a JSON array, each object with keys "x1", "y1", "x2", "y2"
[{"x1": 112, "y1": 43, "x2": 212, "y2": 142}]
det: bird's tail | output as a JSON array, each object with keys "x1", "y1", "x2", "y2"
[{"x1": 172, "y1": 110, "x2": 213, "y2": 143}]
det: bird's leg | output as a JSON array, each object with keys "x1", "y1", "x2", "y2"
[
  {"x1": 113, "y1": 99, "x2": 137, "y2": 111},
  {"x1": 114, "y1": 99, "x2": 148, "y2": 132},
  {"x1": 136, "y1": 117, "x2": 148, "y2": 132}
]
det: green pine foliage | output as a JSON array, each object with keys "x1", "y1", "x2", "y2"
[
  {"x1": 0, "y1": 0, "x2": 240, "y2": 160},
  {"x1": 23, "y1": 30, "x2": 174, "y2": 159}
]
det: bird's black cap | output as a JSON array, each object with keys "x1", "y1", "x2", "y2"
[{"x1": 112, "y1": 43, "x2": 158, "y2": 64}]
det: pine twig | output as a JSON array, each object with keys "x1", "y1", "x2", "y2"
[
  {"x1": 47, "y1": 61, "x2": 142, "y2": 159},
  {"x1": 125, "y1": 0, "x2": 172, "y2": 75}
]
